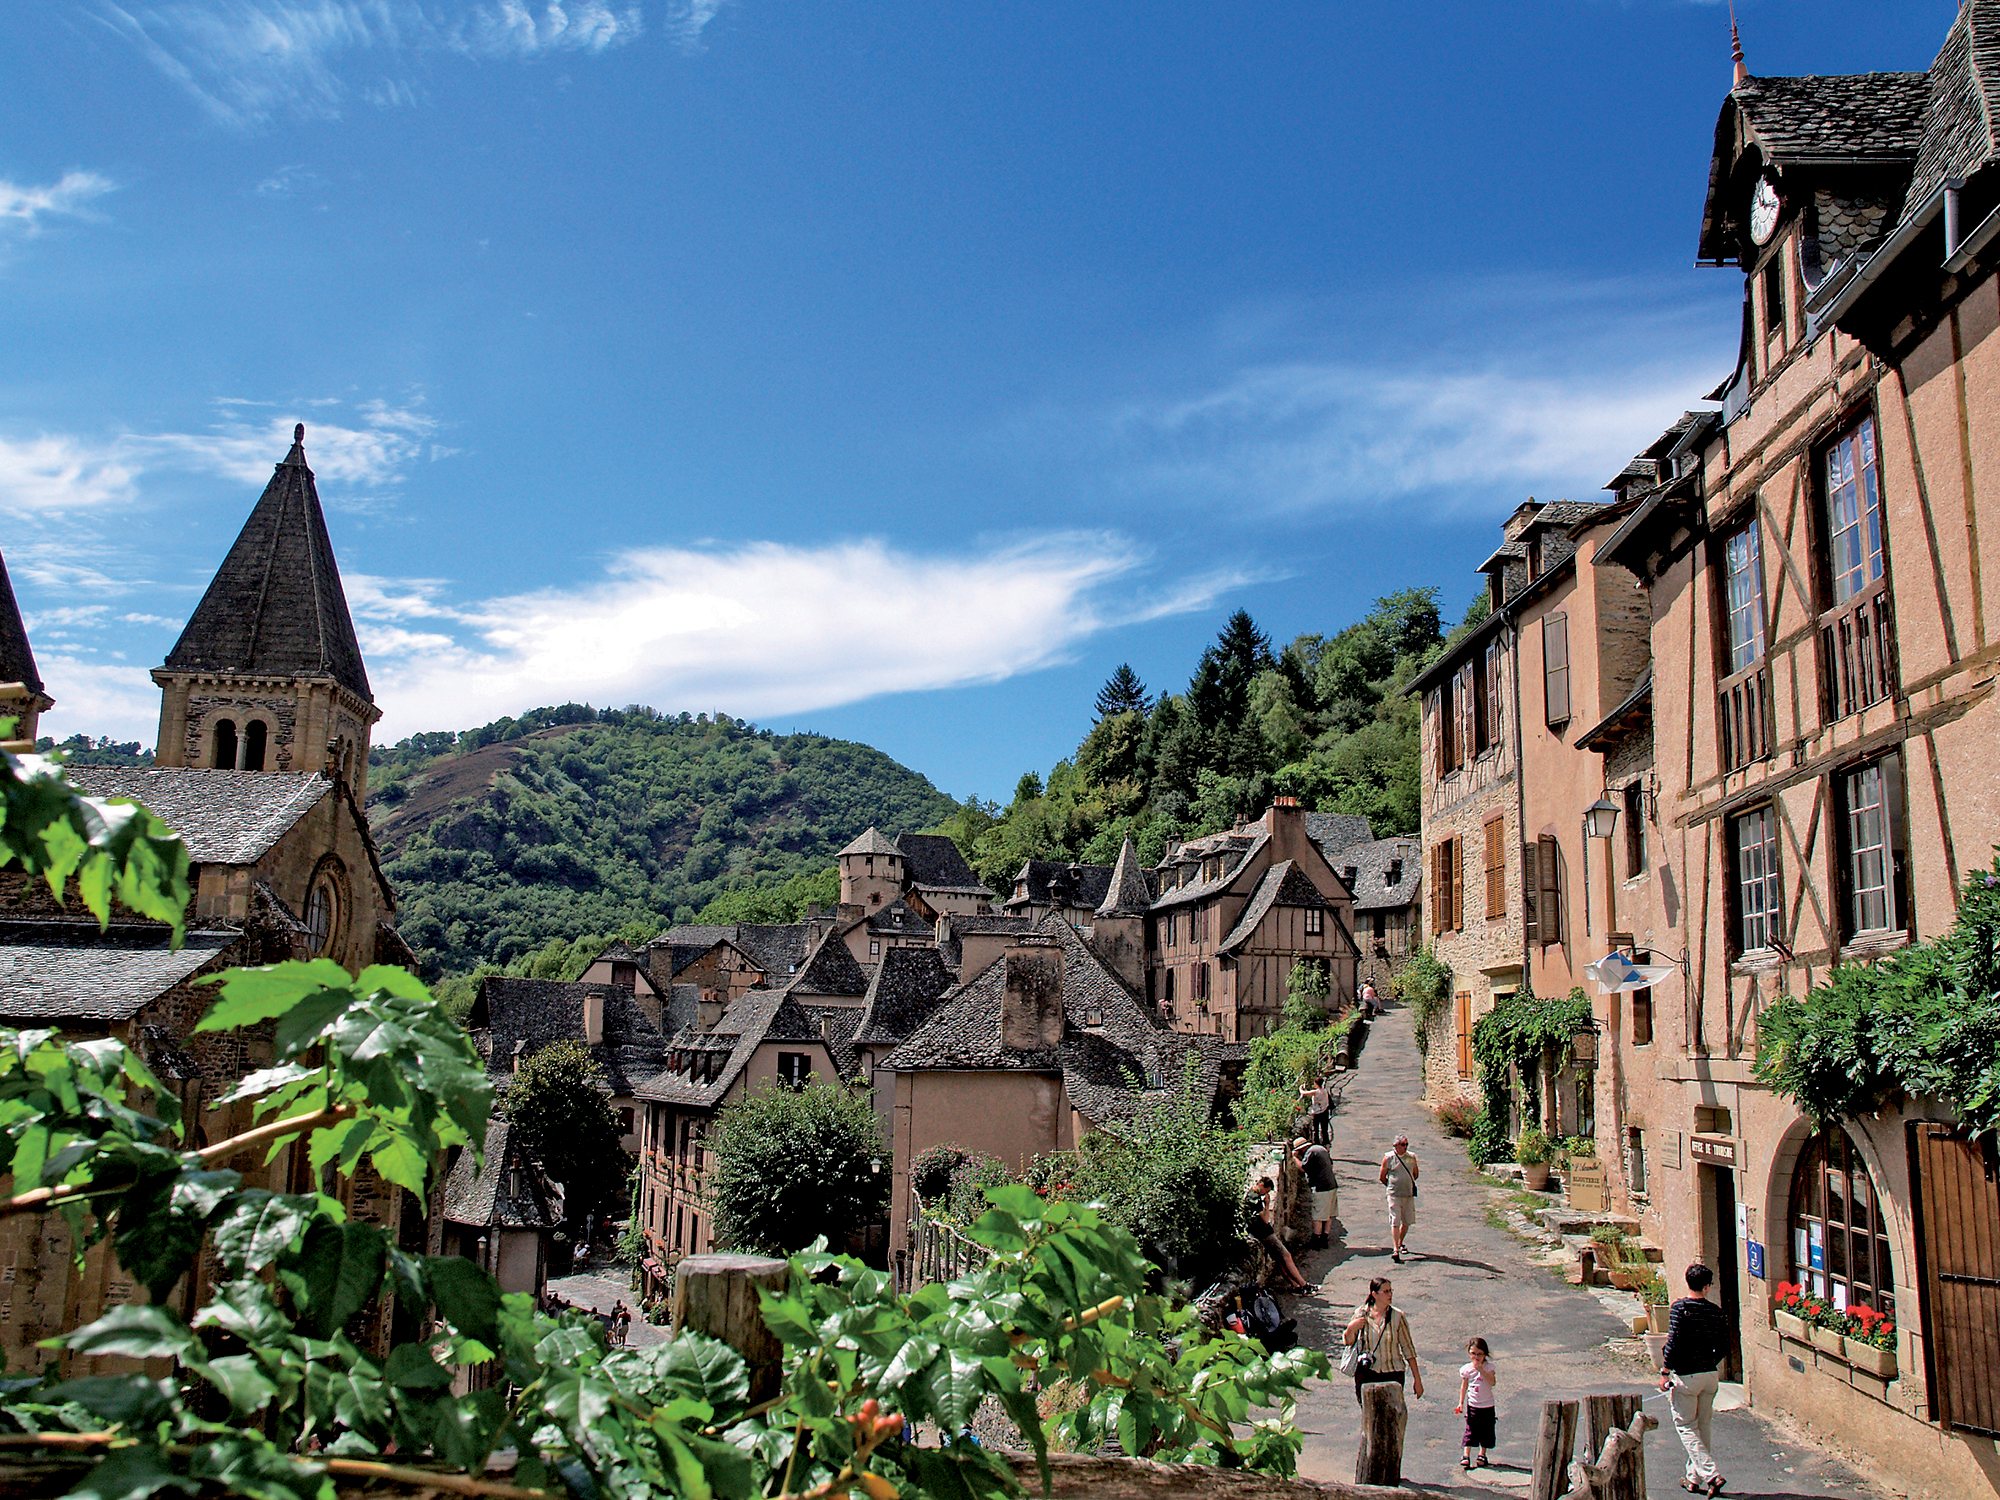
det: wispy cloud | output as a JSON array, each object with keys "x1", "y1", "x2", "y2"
[
  {"x1": 356, "y1": 533, "x2": 1237, "y2": 739},
  {"x1": 0, "y1": 170, "x2": 117, "y2": 231},
  {"x1": 134, "y1": 397, "x2": 442, "y2": 492},
  {"x1": 98, "y1": 0, "x2": 656, "y2": 126},
  {"x1": 0, "y1": 434, "x2": 139, "y2": 512},
  {"x1": 35, "y1": 655, "x2": 163, "y2": 749}
]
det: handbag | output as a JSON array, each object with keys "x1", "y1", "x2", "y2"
[{"x1": 1338, "y1": 1313, "x2": 1382, "y2": 1376}]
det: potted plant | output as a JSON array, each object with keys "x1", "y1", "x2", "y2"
[
  {"x1": 1809, "y1": 1297, "x2": 1849, "y2": 1357},
  {"x1": 1585, "y1": 1223, "x2": 1624, "y2": 1286},
  {"x1": 1517, "y1": 1126, "x2": 1554, "y2": 1191},
  {"x1": 1640, "y1": 1272, "x2": 1672, "y2": 1334},
  {"x1": 1771, "y1": 1281, "x2": 1813, "y2": 1342},
  {"x1": 1844, "y1": 1305, "x2": 1899, "y2": 1378}
]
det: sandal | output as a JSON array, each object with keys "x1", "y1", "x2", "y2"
[{"x1": 1459, "y1": 1458, "x2": 1471, "y2": 1470}]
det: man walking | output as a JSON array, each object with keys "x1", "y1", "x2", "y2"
[
  {"x1": 1659, "y1": 1263, "x2": 1730, "y2": 1495},
  {"x1": 1292, "y1": 1137, "x2": 1338, "y2": 1248},
  {"x1": 1299, "y1": 1074, "x2": 1332, "y2": 1145}
]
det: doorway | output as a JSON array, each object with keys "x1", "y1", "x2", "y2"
[{"x1": 1703, "y1": 1164, "x2": 1744, "y2": 1379}]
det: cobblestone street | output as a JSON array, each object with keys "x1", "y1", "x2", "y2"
[
  {"x1": 546, "y1": 1264, "x2": 669, "y2": 1349},
  {"x1": 1286, "y1": 1006, "x2": 1890, "y2": 1499}
]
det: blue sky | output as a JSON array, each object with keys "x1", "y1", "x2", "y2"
[{"x1": 0, "y1": 1, "x2": 1958, "y2": 801}]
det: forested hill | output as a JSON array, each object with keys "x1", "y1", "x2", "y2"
[{"x1": 366, "y1": 705, "x2": 958, "y2": 976}]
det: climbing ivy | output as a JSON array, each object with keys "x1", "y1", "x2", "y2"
[
  {"x1": 1392, "y1": 943, "x2": 1451, "y2": 1058},
  {"x1": 1467, "y1": 987, "x2": 1593, "y2": 1167}
]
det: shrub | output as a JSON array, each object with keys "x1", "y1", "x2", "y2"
[
  {"x1": 504, "y1": 1038, "x2": 633, "y2": 1229},
  {"x1": 1559, "y1": 1133, "x2": 1596, "y2": 1162},
  {"x1": 1071, "y1": 1083, "x2": 1250, "y2": 1283},
  {"x1": 1282, "y1": 959, "x2": 1332, "y2": 1031},
  {"x1": 1434, "y1": 1097, "x2": 1480, "y2": 1138},
  {"x1": 943, "y1": 1152, "x2": 1015, "y2": 1225},
  {"x1": 1394, "y1": 943, "x2": 1451, "y2": 1058},
  {"x1": 911, "y1": 1143, "x2": 969, "y2": 1202},
  {"x1": 1637, "y1": 1273, "x2": 1671, "y2": 1306},
  {"x1": 1588, "y1": 1223, "x2": 1627, "y2": 1246},
  {"x1": 1467, "y1": 1108, "x2": 1509, "y2": 1168},
  {"x1": 1515, "y1": 1126, "x2": 1553, "y2": 1166},
  {"x1": 709, "y1": 1079, "x2": 890, "y2": 1254}
]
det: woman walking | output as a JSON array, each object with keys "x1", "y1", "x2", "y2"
[
  {"x1": 1341, "y1": 1276, "x2": 1424, "y2": 1405},
  {"x1": 1379, "y1": 1133, "x2": 1419, "y2": 1262}
]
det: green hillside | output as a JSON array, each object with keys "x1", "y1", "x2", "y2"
[{"x1": 366, "y1": 705, "x2": 958, "y2": 975}]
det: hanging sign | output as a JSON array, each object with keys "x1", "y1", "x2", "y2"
[{"x1": 1689, "y1": 1133, "x2": 1738, "y2": 1168}]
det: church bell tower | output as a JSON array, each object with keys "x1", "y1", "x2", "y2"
[{"x1": 151, "y1": 426, "x2": 380, "y2": 797}]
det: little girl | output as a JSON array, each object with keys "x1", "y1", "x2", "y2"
[{"x1": 1455, "y1": 1337, "x2": 1498, "y2": 1469}]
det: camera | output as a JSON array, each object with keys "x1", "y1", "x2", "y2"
[{"x1": 1354, "y1": 1351, "x2": 1375, "y2": 1372}]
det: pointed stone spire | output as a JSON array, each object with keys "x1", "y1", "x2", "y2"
[
  {"x1": 0, "y1": 549, "x2": 46, "y2": 702},
  {"x1": 162, "y1": 424, "x2": 372, "y2": 702},
  {"x1": 1095, "y1": 836, "x2": 1152, "y2": 918},
  {"x1": 1730, "y1": 0, "x2": 1748, "y2": 86}
]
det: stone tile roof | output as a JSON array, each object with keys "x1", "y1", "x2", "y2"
[
  {"x1": 1906, "y1": 1, "x2": 2000, "y2": 213},
  {"x1": 594, "y1": 940, "x2": 645, "y2": 965},
  {"x1": 0, "y1": 549, "x2": 44, "y2": 699},
  {"x1": 1095, "y1": 837, "x2": 1153, "y2": 918},
  {"x1": 880, "y1": 919, "x2": 1235, "y2": 1128},
  {"x1": 936, "y1": 912, "x2": 1033, "y2": 971},
  {"x1": 637, "y1": 988, "x2": 793, "y2": 1108},
  {"x1": 791, "y1": 927, "x2": 870, "y2": 998},
  {"x1": 800, "y1": 1004, "x2": 864, "y2": 1080},
  {"x1": 0, "y1": 922, "x2": 238, "y2": 1022},
  {"x1": 1007, "y1": 859, "x2": 1114, "y2": 913},
  {"x1": 854, "y1": 945, "x2": 957, "y2": 1046},
  {"x1": 443, "y1": 1118, "x2": 562, "y2": 1231},
  {"x1": 1304, "y1": 813, "x2": 1374, "y2": 861},
  {"x1": 894, "y1": 832, "x2": 988, "y2": 894},
  {"x1": 1216, "y1": 862, "x2": 1330, "y2": 955},
  {"x1": 1150, "y1": 830, "x2": 1269, "y2": 912},
  {"x1": 839, "y1": 827, "x2": 902, "y2": 858},
  {"x1": 65, "y1": 768, "x2": 333, "y2": 866},
  {"x1": 1339, "y1": 836, "x2": 1422, "y2": 913},
  {"x1": 163, "y1": 430, "x2": 372, "y2": 701},
  {"x1": 1734, "y1": 73, "x2": 1931, "y2": 166},
  {"x1": 470, "y1": 977, "x2": 669, "y2": 1096},
  {"x1": 863, "y1": 898, "x2": 933, "y2": 941},
  {"x1": 653, "y1": 923, "x2": 810, "y2": 982}
]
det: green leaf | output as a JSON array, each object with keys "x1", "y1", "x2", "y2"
[
  {"x1": 384, "y1": 1341, "x2": 454, "y2": 1390},
  {"x1": 196, "y1": 962, "x2": 350, "y2": 1033},
  {"x1": 206, "y1": 1353, "x2": 279, "y2": 1415},
  {"x1": 67, "y1": 1446, "x2": 201, "y2": 1500},
  {"x1": 649, "y1": 1331, "x2": 751, "y2": 1411},
  {"x1": 59, "y1": 1304, "x2": 196, "y2": 1362},
  {"x1": 37, "y1": 1374, "x2": 174, "y2": 1428},
  {"x1": 424, "y1": 1254, "x2": 502, "y2": 1348},
  {"x1": 214, "y1": 1191, "x2": 322, "y2": 1273},
  {"x1": 281, "y1": 1220, "x2": 387, "y2": 1339},
  {"x1": 112, "y1": 1168, "x2": 241, "y2": 1300},
  {"x1": 923, "y1": 1348, "x2": 987, "y2": 1431}
]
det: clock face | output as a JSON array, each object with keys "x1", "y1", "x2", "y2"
[{"x1": 1749, "y1": 176, "x2": 1782, "y2": 247}]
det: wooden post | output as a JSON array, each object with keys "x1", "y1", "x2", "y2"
[
  {"x1": 672, "y1": 1252, "x2": 790, "y2": 1401},
  {"x1": 1581, "y1": 1393, "x2": 1644, "y2": 1500},
  {"x1": 1354, "y1": 1380, "x2": 1406, "y2": 1487},
  {"x1": 1561, "y1": 1409, "x2": 1657, "y2": 1500},
  {"x1": 1528, "y1": 1397, "x2": 1579, "y2": 1500}
]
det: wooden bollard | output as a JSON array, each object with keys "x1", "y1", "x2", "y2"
[
  {"x1": 1529, "y1": 1397, "x2": 1579, "y2": 1500},
  {"x1": 1582, "y1": 1393, "x2": 1644, "y2": 1500},
  {"x1": 1354, "y1": 1380, "x2": 1407, "y2": 1487},
  {"x1": 672, "y1": 1252, "x2": 790, "y2": 1402}
]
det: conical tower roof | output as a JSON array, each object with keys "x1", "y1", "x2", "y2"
[
  {"x1": 0, "y1": 549, "x2": 45, "y2": 700},
  {"x1": 1095, "y1": 836, "x2": 1152, "y2": 917},
  {"x1": 163, "y1": 425, "x2": 371, "y2": 701}
]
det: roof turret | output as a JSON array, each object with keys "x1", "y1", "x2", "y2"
[
  {"x1": 0, "y1": 549, "x2": 45, "y2": 700},
  {"x1": 1095, "y1": 837, "x2": 1152, "y2": 918},
  {"x1": 838, "y1": 827, "x2": 903, "y2": 859}
]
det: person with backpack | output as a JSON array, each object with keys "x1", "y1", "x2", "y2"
[
  {"x1": 1292, "y1": 1136, "x2": 1339, "y2": 1248},
  {"x1": 1242, "y1": 1176, "x2": 1311, "y2": 1291},
  {"x1": 1340, "y1": 1275, "x2": 1424, "y2": 1405},
  {"x1": 1659, "y1": 1263, "x2": 1730, "y2": 1495}
]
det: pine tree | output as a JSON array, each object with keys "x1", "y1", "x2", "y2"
[{"x1": 1094, "y1": 663, "x2": 1151, "y2": 719}]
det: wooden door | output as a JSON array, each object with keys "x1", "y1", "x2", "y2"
[
  {"x1": 1912, "y1": 1122, "x2": 2000, "y2": 1436},
  {"x1": 1455, "y1": 991, "x2": 1473, "y2": 1079}
]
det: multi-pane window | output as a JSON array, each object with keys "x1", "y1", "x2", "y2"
[
  {"x1": 776, "y1": 1052, "x2": 810, "y2": 1088},
  {"x1": 1840, "y1": 757, "x2": 1908, "y2": 940},
  {"x1": 1722, "y1": 522, "x2": 1767, "y2": 674},
  {"x1": 1825, "y1": 419, "x2": 1885, "y2": 605},
  {"x1": 1543, "y1": 614, "x2": 1571, "y2": 725},
  {"x1": 1304, "y1": 906, "x2": 1323, "y2": 936},
  {"x1": 1789, "y1": 1129, "x2": 1896, "y2": 1316},
  {"x1": 1731, "y1": 805, "x2": 1783, "y2": 955}
]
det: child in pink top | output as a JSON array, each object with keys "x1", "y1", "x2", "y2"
[{"x1": 1455, "y1": 1337, "x2": 1498, "y2": 1469}]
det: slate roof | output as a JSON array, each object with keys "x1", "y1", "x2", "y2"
[
  {"x1": 639, "y1": 988, "x2": 815, "y2": 1108},
  {"x1": 863, "y1": 898, "x2": 933, "y2": 941},
  {"x1": 471, "y1": 978, "x2": 669, "y2": 1095},
  {"x1": 801, "y1": 1004, "x2": 865, "y2": 1080},
  {"x1": 0, "y1": 549, "x2": 44, "y2": 699},
  {"x1": 594, "y1": 940, "x2": 645, "y2": 965},
  {"x1": 64, "y1": 768, "x2": 333, "y2": 866},
  {"x1": 1095, "y1": 837, "x2": 1153, "y2": 918},
  {"x1": 443, "y1": 1118, "x2": 562, "y2": 1231},
  {"x1": 853, "y1": 945, "x2": 957, "y2": 1047},
  {"x1": 1216, "y1": 862, "x2": 1332, "y2": 956},
  {"x1": 839, "y1": 827, "x2": 902, "y2": 858},
  {"x1": 164, "y1": 429, "x2": 372, "y2": 701},
  {"x1": 1008, "y1": 859, "x2": 1114, "y2": 913},
  {"x1": 1734, "y1": 73, "x2": 1931, "y2": 166},
  {"x1": 879, "y1": 919, "x2": 1236, "y2": 1128},
  {"x1": 894, "y1": 833, "x2": 989, "y2": 895},
  {"x1": 790, "y1": 927, "x2": 870, "y2": 998},
  {"x1": 936, "y1": 912, "x2": 1033, "y2": 971},
  {"x1": 1341, "y1": 836, "x2": 1422, "y2": 913},
  {"x1": 1906, "y1": 1, "x2": 2000, "y2": 213},
  {"x1": 1151, "y1": 830, "x2": 1269, "y2": 912},
  {"x1": 653, "y1": 923, "x2": 810, "y2": 981},
  {"x1": 1304, "y1": 812, "x2": 1374, "y2": 862},
  {"x1": 0, "y1": 923, "x2": 238, "y2": 1022}
]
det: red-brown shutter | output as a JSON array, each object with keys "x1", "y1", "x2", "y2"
[{"x1": 1451, "y1": 836, "x2": 1466, "y2": 933}]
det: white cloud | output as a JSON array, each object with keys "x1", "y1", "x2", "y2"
[
  {"x1": 35, "y1": 656, "x2": 162, "y2": 749},
  {"x1": 135, "y1": 400, "x2": 440, "y2": 490},
  {"x1": 0, "y1": 170, "x2": 116, "y2": 231},
  {"x1": 99, "y1": 0, "x2": 652, "y2": 127},
  {"x1": 0, "y1": 434, "x2": 139, "y2": 513},
  {"x1": 359, "y1": 532, "x2": 1229, "y2": 737}
]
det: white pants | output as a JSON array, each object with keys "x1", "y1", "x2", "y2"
[{"x1": 1667, "y1": 1368, "x2": 1721, "y2": 1485}]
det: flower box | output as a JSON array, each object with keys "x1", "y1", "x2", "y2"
[
  {"x1": 1810, "y1": 1324, "x2": 1847, "y2": 1357},
  {"x1": 1773, "y1": 1308, "x2": 1810, "y2": 1342},
  {"x1": 1846, "y1": 1339, "x2": 1897, "y2": 1378}
]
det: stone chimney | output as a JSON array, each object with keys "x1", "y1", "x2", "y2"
[
  {"x1": 583, "y1": 988, "x2": 605, "y2": 1047},
  {"x1": 1000, "y1": 934, "x2": 1064, "y2": 1052},
  {"x1": 1264, "y1": 795, "x2": 1310, "y2": 862}
]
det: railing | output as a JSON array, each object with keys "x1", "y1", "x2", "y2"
[
  {"x1": 1717, "y1": 661, "x2": 1774, "y2": 773},
  {"x1": 903, "y1": 1192, "x2": 993, "y2": 1291},
  {"x1": 1821, "y1": 581, "x2": 1896, "y2": 722}
]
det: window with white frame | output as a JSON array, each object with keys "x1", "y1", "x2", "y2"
[
  {"x1": 1731, "y1": 804, "x2": 1782, "y2": 955},
  {"x1": 1722, "y1": 521, "x2": 1767, "y2": 674}
]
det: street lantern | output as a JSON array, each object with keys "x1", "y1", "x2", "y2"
[{"x1": 1582, "y1": 796, "x2": 1621, "y2": 840}]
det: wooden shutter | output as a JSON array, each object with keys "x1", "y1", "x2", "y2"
[
  {"x1": 1537, "y1": 833, "x2": 1562, "y2": 944},
  {"x1": 1523, "y1": 840, "x2": 1541, "y2": 941},
  {"x1": 1485, "y1": 638, "x2": 1505, "y2": 750},
  {"x1": 1455, "y1": 991, "x2": 1473, "y2": 1078},
  {"x1": 1450, "y1": 836, "x2": 1466, "y2": 933},
  {"x1": 1544, "y1": 613, "x2": 1571, "y2": 725},
  {"x1": 1456, "y1": 663, "x2": 1476, "y2": 766},
  {"x1": 1913, "y1": 1123, "x2": 2000, "y2": 1436},
  {"x1": 1485, "y1": 817, "x2": 1506, "y2": 919}
]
